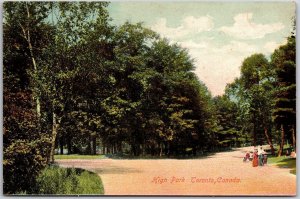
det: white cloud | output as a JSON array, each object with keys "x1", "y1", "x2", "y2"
[
  {"x1": 214, "y1": 41, "x2": 257, "y2": 54},
  {"x1": 219, "y1": 13, "x2": 284, "y2": 39},
  {"x1": 179, "y1": 40, "x2": 259, "y2": 96},
  {"x1": 150, "y1": 15, "x2": 288, "y2": 96},
  {"x1": 181, "y1": 16, "x2": 214, "y2": 32},
  {"x1": 178, "y1": 40, "x2": 208, "y2": 49},
  {"x1": 263, "y1": 40, "x2": 286, "y2": 54},
  {"x1": 151, "y1": 16, "x2": 214, "y2": 40}
]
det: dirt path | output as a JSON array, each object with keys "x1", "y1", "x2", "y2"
[{"x1": 56, "y1": 146, "x2": 296, "y2": 196}]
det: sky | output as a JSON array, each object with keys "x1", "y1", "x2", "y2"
[{"x1": 107, "y1": 2, "x2": 295, "y2": 96}]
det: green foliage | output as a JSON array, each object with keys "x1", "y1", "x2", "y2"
[
  {"x1": 271, "y1": 36, "x2": 296, "y2": 155},
  {"x1": 4, "y1": 3, "x2": 217, "y2": 192},
  {"x1": 3, "y1": 2, "x2": 53, "y2": 194},
  {"x1": 3, "y1": 139, "x2": 49, "y2": 194},
  {"x1": 223, "y1": 34, "x2": 296, "y2": 153},
  {"x1": 225, "y1": 53, "x2": 276, "y2": 146},
  {"x1": 3, "y1": 1, "x2": 111, "y2": 193},
  {"x1": 54, "y1": 154, "x2": 105, "y2": 159},
  {"x1": 2, "y1": 81, "x2": 50, "y2": 194},
  {"x1": 271, "y1": 37, "x2": 296, "y2": 126},
  {"x1": 35, "y1": 166, "x2": 104, "y2": 194},
  {"x1": 268, "y1": 156, "x2": 296, "y2": 175},
  {"x1": 4, "y1": 1, "x2": 295, "y2": 195},
  {"x1": 212, "y1": 95, "x2": 243, "y2": 148}
]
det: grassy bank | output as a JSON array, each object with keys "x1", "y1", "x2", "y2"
[
  {"x1": 54, "y1": 154, "x2": 105, "y2": 160},
  {"x1": 35, "y1": 165, "x2": 104, "y2": 195},
  {"x1": 268, "y1": 156, "x2": 296, "y2": 175}
]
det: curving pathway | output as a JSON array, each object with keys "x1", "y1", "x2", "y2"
[{"x1": 57, "y1": 146, "x2": 296, "y2": 196}]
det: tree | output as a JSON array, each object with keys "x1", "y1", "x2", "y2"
[
  {"x1": 143, "y1": 39, "x2": 214, "y2": 155},
  {"x1": 238, "y1": 54, "x2": 275, "y2": 148},
  {"x1": 271, "y1": 36, "x2": 296, "y2": 156},
  {"x1": 4, "y1": 2, "x2": 54, "y2": 122},
  {"x1": 213, "y1": 96, "x2": 243, "y2": 149},
  {"x1": 3, "y1": 2, "x2": 52, "y2": 193},
  {"x1": 4, "y1": 2, "x2": 215, "y2": 194},
  {"x1": 38, "y1": 2, "x2": 111, "y2": 162},
  {"x1": 3, "y1": 3, "x2": 113, "y2": 193}
]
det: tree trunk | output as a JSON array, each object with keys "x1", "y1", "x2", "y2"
[
  {"x1": 264, "y1": 127, "x2": 275, "y2": 155},
  {"x1": 94, "y1": 140, "x2": 97, "y2": 155},
  {"x1": 91, "y1": 135, "x2": 97, "y2": 155},
  {"x1": 159, "y1": 143, "x2": 163, "y2": 157},
  {"x1": 118, "y1": 142, "x2": 122, "y2": 153},
  {"x1": 167, "y1": 142, "x2": 170, "y2": 157},
  {"x1": 22, "y1": 3, "x2": 41, "y2": 120},
  {"x1": 251, "y1": 110, "x2": 258, "y2": 147},
  {"x1": 29, "y1": 43, "x2": 41, "y2": 120},
  {"x1": 253, "y1": 124, "x2": 257, "y2": 147},
  {"x1": 291, "y1": 126, "x2": 296, "y2": 151},
  {"x1": 142, "y1": 143, "x2": 145, "y2": 156},
  {"x1": 87, "y1": 136, "x2": 92, "y2": 155},
  {"x1": 114, "y1": 144, "x2": 117, "y2": 154},
  {"x1": 60, "y1": 136, "x2": 64, "y2": 155},
  {"x1": 278, "y1": 124, "x2": 285, "y2": 157},
  {"x1": 67, "y1": 138, "x2": 72, "y2": 154},
  {"x1": 50, "y1": 112, "x2": 60, "y2": 163}
]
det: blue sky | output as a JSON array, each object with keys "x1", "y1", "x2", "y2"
[{"x1": 108, "y1": 2, "x2": 295, "y2": 96}]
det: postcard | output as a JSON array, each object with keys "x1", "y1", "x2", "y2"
[{"x1": 3, "y1": 1, "x2": 296, "y2": 196}]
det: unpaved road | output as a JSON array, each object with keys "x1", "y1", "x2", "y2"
[{"x1": 57, "y1": 146, "x2": 296, "y2": 196}]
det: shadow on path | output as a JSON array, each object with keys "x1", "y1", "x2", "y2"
[
  {"x1": 106, "y1": 153, "x2": 217, "y2": 160},
  {"x1": 94, "y1": 166, "x2": 142, "y2": 174},
  {"x1": 274, "y1": 158, "x2": 296, "y2": 175}
]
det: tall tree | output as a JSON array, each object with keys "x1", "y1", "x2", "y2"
[
  {"x1": 40, "y1": 2, "x2": 111, "y2": 162},
  {"x1": 3, "y1": 2, "x2": 53, "y2": 193},
  {"x1": 213, "y1": 96, "x2": 243, "y2": 149},
  {"x1": 238, "y1": 54, "x2": 275, "y2": 147},
  {"x1": 4, "y1": 2, "x2": 53, "y2": 122},
  {"x1": 271, "y1": 36, "x2": 296, "y2": 156}
]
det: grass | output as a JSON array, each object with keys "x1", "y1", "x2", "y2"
[
  {"x1": 106, "y1": 151, "x2": 217, "y2": 160},
  {"x1": 35, "y1": 165, "x2": 104, "y2": 195},
  {"x1": 268, "y1": 156, "x2": 296, "y2": 175},
  {"x1": 55, "y1": 152, "x2": 214, "y2": 160},
  {"x1": 54, "y1": 154, "x2": 106, "y2": 160},
  {"x1": 273, "y1": 144, "x2": 293, "y2": 151},
  {"x1": 266, "y1": 144, "x2": 296, "y2": 175}
]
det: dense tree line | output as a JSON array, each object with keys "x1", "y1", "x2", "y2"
[
  {"x1": 4, "y1": 2, "x2": 213, "y2": 193},
  {"x1": 3, "y1": 2, "x2": 295, "y2": 194},
  {"x1": 224, "y1": 36, "x2": 296, "y2": 156},
  {"x1": 206, "y1": 33, "x2": 296, "y2": 154}
]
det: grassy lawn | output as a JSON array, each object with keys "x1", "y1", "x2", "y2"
[
  {"x1": 35, "y1": 165, "x2": 104, "y2": 195},
  {"x1": 55, "y1": 154, "x2": 106, "y2": 160},
  {"x1": 268, "y1": 156, "x2": 296, "y2": 175}
]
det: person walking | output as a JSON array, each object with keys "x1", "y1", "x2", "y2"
[
  {"x1": 258, "y1": 146, "x2": 264, "y2": 166},
  {"x1": 252, "y1": 149, "x2": 258, "y2": 167},
  {"x1": 263, "y1": 152, "x2": 268, "y2": 165},
  {"x1": 243, "y1": 151, "x2": 250, "y2": 162}
]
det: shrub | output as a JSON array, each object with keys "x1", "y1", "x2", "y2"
[
  {"x1": 3, "y1": 90, "x2": 50, "y2": 194},
  {"x1": 35, "y1": 166, "x2": 104, "y2": 195},
  {"x1": 3, "y1": 140, "x2": 49, "y2": 194}
]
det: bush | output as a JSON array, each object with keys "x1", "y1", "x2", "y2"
[
  {"x1": 3, "y1": 140, "x2": 49, "y2": 194},
  {"x1": 35, "y1": 165, "x2": 104, "y2": 195},
  {"x1": 3, "y1": 90, "x2": 50, "y2": 194}
]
